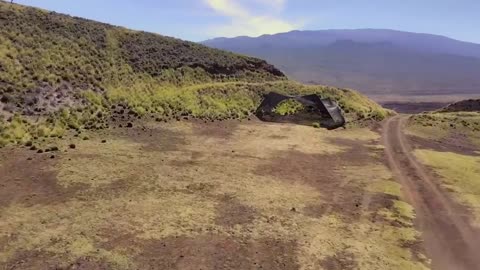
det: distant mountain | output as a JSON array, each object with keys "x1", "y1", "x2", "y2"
[{"x1": 203, "y1": 29, "x2": 480, "y2": 97}]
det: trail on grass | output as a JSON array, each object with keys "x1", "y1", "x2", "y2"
[{"x1": 383, "y1": 115, "x2": 480, "y2": 270}]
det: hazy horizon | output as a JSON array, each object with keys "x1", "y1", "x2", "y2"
[{"x1": 5, "y1": 0, "x2": 480, "y2": 43}]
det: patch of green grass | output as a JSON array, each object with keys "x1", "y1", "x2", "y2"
[
  {"x1": 415, "y1": 149, "x2": 480, "y2": 226},
  {"x1": 367, "y1": 179, "x2": 403, "y2": 197},
  {"x1": 273, "y1": 99, "x2": 305, "y2": 116}
]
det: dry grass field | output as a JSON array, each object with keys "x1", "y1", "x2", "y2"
[{"x1": 0, "y1": 120, "x2": 429, "y2": 270}]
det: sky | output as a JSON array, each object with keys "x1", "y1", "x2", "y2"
[{"x1": 7, "y1": 0, "x2": 480, "y2": 43}]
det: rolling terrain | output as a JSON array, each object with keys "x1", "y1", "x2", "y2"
[
  {"x1": 203, "y1": 29, "x2": 480, "y2": 100},
  {"x1": 0, "y1": 2, "x2": 388, "y2": 148}
]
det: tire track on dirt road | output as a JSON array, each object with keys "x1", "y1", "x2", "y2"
[{"x1": 383, "y1": 115, "x2": 480, "y2": 270}]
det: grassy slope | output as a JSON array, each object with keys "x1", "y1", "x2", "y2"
[
  {"x1": 415, "y1": 150, "x2": 480, "y2": 227},
  {"x1": 0, "y1": 2, "x2": 390, "y2": 147},
  {"x1": 407, "y1": 112, "x2": 480, "y2": 147},
  {"x1": 408, "y1": 110, "x2": 480, "y2": 227}
]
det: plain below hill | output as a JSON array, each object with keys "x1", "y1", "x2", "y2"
[
  {"x1": 0, "y1": 2, "x2": 390, "y2": 147},
  {"x1": 203, "y1": 29, "x2": 480, "y2": 99}
]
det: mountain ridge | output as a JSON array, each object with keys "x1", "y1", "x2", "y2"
[
  {"x1": 203, "y1": 29, "x2": 480, "y2": 97},
  {"x1": 203, "y1": 29, "x2": 480, "y2": 59}
]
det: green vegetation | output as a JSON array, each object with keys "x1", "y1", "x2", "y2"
[
  {"x1": 407, "y1": 112, "x2": 480, "y2": 147},
  {"x1": 1, "y1": 80, "x2": 391, "y2": 146},
  {"x1": 415, "y1": 149, "x2": 480, "y2": 226},
  {"x1": 0, "y1": 2, "x2": 282, "y2": 94},
  {"x1": 273, "y1": 99, "x2": 305, "y2": 115},
  {"x1": 0, "y1": 2, "x2": 391, "y2": 147}
]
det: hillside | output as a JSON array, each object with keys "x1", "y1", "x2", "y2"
[
  {"x1": 440, "y1": 99, "x2": 480, "y2": 112},
  {"x1": 203, "y1": 29, "x2": 480, "y2": 97},
  {"x1": 0, "y1": 2, "x2": 283, "y2": 108},
  {"x1": 0, "y1": 2, "x2": 389, "y2": 147}
]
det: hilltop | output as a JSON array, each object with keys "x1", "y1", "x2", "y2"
[
  {"x1": 203, "y1": 29, "x2": 480, "y2": 98},
  {"x1": 0, "y1": 2, "x2": 389, "y2": 147},
  {"x1": 440, "y1": 99, "x2": 480, "y2": 112}
]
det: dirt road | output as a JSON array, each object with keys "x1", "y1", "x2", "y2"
[{"x1": 383, "y1": 115, "x2": 480, "y2": 270}]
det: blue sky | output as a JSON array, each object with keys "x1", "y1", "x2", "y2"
[{"x1": 8, "y1": 0, "x2": 480, "y2": 43}]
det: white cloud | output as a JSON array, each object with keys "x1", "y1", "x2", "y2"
[
  {"x1": 204, "y1": 0, "x2": 301, "y2": 37},
  {"x1": 254, "y1": 0, "x2": 286, "y2": 11}
]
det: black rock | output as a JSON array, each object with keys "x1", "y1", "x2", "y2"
[{"x1": 0, "y1": 94, "x2": 11, "y2": 103}]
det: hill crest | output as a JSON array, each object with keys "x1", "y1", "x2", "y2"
[{"x1": 203, "y1": 29, "x2": 480, "y2": 97}]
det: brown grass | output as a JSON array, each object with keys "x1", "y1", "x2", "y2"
[{"x1": 0, "y1": 121, "x2": 428, "y2": 269}]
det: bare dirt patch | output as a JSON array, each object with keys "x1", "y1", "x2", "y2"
[
  {"x1": 255, "y1": 137, "x2": 386, "y2": 222},
  {"x1": 0, "y1": 149, "x2": 81, "y2": 207},
  {"x1": 110, "y1": 124, "x2": 186, "y2": 152},
  {"x1": 408, "y1": 133, "x2": 480, "y2": 156},
  {"x1": 320, "y1": 251, "x2": 358, "y2": 270},
  {"x1": 192, "y1": 119, "x2": 241, "y2": 139},
  {"x1": 3, "y1": 250, "x2": 115, "y2": 270},
  {"x1": 132, "y1": 235, "x2": 299, "y2": 270},
  {"x1": 215, "y1": 195, "x2": 258, "y2": 228}
]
